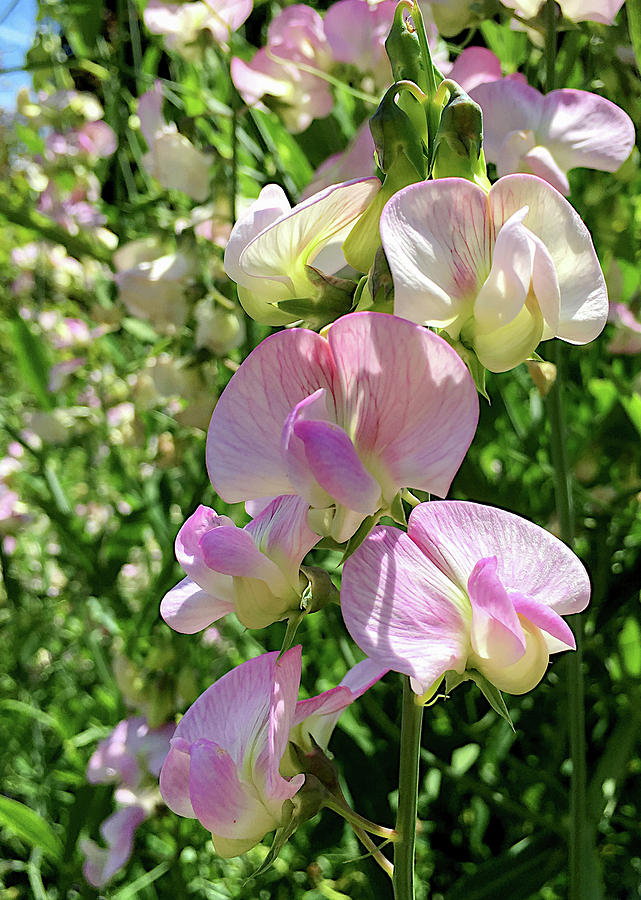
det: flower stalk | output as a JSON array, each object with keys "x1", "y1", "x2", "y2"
[{"x1": 393, "y1": 676, "x2": 424, "y2": 900}]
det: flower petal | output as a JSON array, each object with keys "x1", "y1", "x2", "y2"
[
  {"x1": 407, "y1": 500, "x2": 591, "y2": 616},
  {"x1": 81, "y1": 806, "x2": 146, "y2": 888},
  {"x1": 175, "y1": 505, "x2": 236, "y2": 596},
  {"x1": 245, "y1": 494, "x2": 319, "y2": 586},
  {"x1": 539, "y1": 89, "x2": 634, "y2": 177},
  {"x1": 489, "y1": 174, "x2": 608, "y2": 343},
  {"x1": 471, "y1": 80, "x2": 544, "y2": 163},
  {"x1": 294, "y1": 418, "x2": 381, "y2": 514},
  {"x1": 381, "y1": 179, "x2": 490, "y2": 330},
  {"x1": 468, "y1": 557, "x2": 526, "y2": 666},
  {"x1": 160, "y1": 738, "x2": 196, "y2": 818},
  {"x1": 341, "y1": 526, "x2": 470, "y2": 695},
  {"x1": 327, "y1": 312, "x2": 479, "y2": 499},
  {"x1": 199, "y1": 526, "x2": 287, "y2": 593},
  {"x1": 207, "y1": 327, "x2": 336, "y2": 502},
  {"x1": 511, "y1": 592, "x2": 576, "y2": 651},
  {"x1": 281, "y1": 389, "x2": 334, "y2": 508},
  {"x1": 160, "y1": 576, "x2": 234, "y2": 634}
]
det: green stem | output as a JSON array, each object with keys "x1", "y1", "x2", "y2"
[
  {"x1": 324, "y1": 794, "x2": 398, "y2": 841},
  {"x1": 393, "y1": 676, "x2": 424, "y2": 900},
  {"x1": 548, "y1": 340, "x2": 589, "y2": 900},
  {"x1": 352, "y1": 826, "x2": 394, "y2": 878},
  {"x1": 544, "y1": 0, "x2": 557, "y2": 91}
]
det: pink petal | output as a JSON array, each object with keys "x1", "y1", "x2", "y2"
[
  {"x1": 207, "y1": 328, "x2": 336, "y2": 502},
  {"x1": 160, "y1": 738, "x2": 196, "y2": 817},
  {"x1": 470, "y1": 80, "x2": 544, "y2": 163},
  {"x1": 407, "y1": 501, "x2": 591, "y2": 617},
  {"x1": 245, "y1": 494, "x2": 319, "y2": 586},
  {"x1": 199, "y1": 526, "x2": 286, "y2": 589},
  {"x1": 380, "y1": 179, "x2": 490, "y2": 329},
  {"x1": 489, "y1": 175, "x2": 608, "y2": 343},
  {"x1": 539, "y1": 89, "x2": 635, "y2": 177},
  {"x1": 189, "y1": 738, "x2": 279, "y2": 840},
  {"x1": 137, "y1": 80, "x2": 164, "y2": 148},
  {"x1": 468, "y1": 557, "x2": 526, "y2": 666},
  {"x1": 281, "y1": 389, "x2": 334, "y2": 508},
  {"x1": 341, "y1": 526, "x2": 470, "y2": 694},
  {"x1": 293, "y1": 418, "x2": 381, "y2": 515},
  {"x1": 557, "y1": 0, "x2": 624, "y2": 25},
  {"x1": 511, "y1": 592, "x2": 576, "y2": 650},
  {"x1": 175, "y1": 505, "x2": 236, "y2": 596},
  {"x1": 327, "y1": 312, "x2": 478, "y2": 500},
  {"x1": 160, "y1": 576, "x2": 234, "y2": 633},
  {"x1": 81, "y1": 806, "x2": 146, "y2": 887},
  {"x1": 521, "y1": 144, "x2": 570, "y2": 195},
  {"x1": 448, "y1": 47, "x2": 502, "y2": 92}
]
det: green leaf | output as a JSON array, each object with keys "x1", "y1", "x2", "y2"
[
  {"x1": 8, "y1": 316, "x2": 53, "y2": 410},
  {"x1": 628, "y1": 0, "x2": 641, "y2": 70},
  {"x1": 249, "y1": 108, "x2": 313, "y2": 194},
  {"x1": 619, "y1": 392, "x2": 641, "y2": 437},
  {"x1": 0, "y1": 796, "x2": 63, "y2": 863},
  {"x1": 468, "y1": 670, "x2": 515, "y2": 731},
  {"x1": 121, "y1": 317, "x2": 159, "y2": 343}
]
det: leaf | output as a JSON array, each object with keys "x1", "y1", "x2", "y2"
[
  {"x1": 0, "y1": 796, "x2": 63, "y2": 863},
  {"x1": 121, "y1": 317, "x2": 159, "y2": 343},
  {"x1": 249, "y1": 108, "x2": 313, "y2": 194},
  {"x1": 467, "y1": 670, "x2": 515, "y2": 731},
  {"x1": 8, "y1": 316, "x2": 53, "y2": 410},
  {"x1": 447, "y1": 833, "x2": 564, "y2": 900},
  {"x1": 619, "y1": 393, "x2": 641, "y2": 438},
  {"x1": 628, "y1": 0, "x2": 641, "y2": 71}
]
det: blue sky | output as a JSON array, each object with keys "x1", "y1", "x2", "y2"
[{"x1": 0, "y1": 0, "x2": 38, "y2": 110}]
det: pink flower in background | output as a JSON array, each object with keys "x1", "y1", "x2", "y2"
[
  {"x1": 161, "y1": 496, "x2": 319, "y2": 631},
  {"x1": 324, "y1": 0, "x2": 396, "y2": 89},
  {"x1": 46, "y1": 120, "x2": 117, "y2": 159},
  {"x1": 502, "y1": 0, "x2": 624, "y2": 24},
  {"x1": 82, "y1": 717, "x2": 174, "y2": 887},
  {"x1": 231, "y1": 6, "x2": 333, "y2": 133},
  {"x1": 448, "y1": 46, "x2": 527, "y2": 92},
  {"x1": 302, "y1": 121, "x2": 376, "y2": 199},
  {"x1": 342, "y1": 501, "x2": 590, "y2": 697},
  {"x1": 606, "y1": 302, "x2": 641, "y2": 354},
  {"x1": 380, "y1": 174, "x2": 608, "y2": 372},
  {"x1": 224, "y1": 178, "x2": 379, "y2": 325},
  {"x1": 207, "y1": 312, "x2": 478, "y2": 543},
  {"x1": 144, "y1": 0, "x2": 252, "y2": 54},
  {"x1": 471, "y1": 81, "x2": 635, "y2": 195},
  {"x1": 159, "y1": 647, "x2": 386, "y2": 857},
  {"x1": 137, "y1": 81, "x2": 214, "y2": 201}
]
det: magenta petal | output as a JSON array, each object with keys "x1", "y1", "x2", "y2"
[
  {"x1": 408, "y1": 500, "x2": 591, "y2": 616},
  {"x1": 82, "y1": 806, "x2": 146, "y2": 888},
  {"x1": 199, "y1": 526, "x2": 283, "y2": 585},
  {"x1": 207, "y1": 328, "x2": 336, "y2": 502},
  {"x1": 511, "y1": 592, "x2": 576, "y2": 650},
  {"x1": 294, "y1": 418, "x2": 381, "y2": 514},
  {"x1": 281, "y1": 389, "x2": 334, "y2": 507},
  {"x1": 328, "y1": 312, "x2": 479, "y2": 500},
  {"x1": 468, "y1": 557, "x2": 526, "y2": 666},
  {"x1": 161, "y1": 576, "x2": 234, "y2": 634},
  {"x1": 448, "y1": 47, "x2": 502, "y2": 92},
  {"x1": 189, "y1": 738, "x2": 275, "y2": 839},
  {"x1": 341, "y1": 526, "x2": 469, "y2": 693},
  {"x1": 245, "y1": 495, "x2": 319, "y2": 586},
  {"x1": 160, "y1": 738, "x2": 196, "y2": 818}
]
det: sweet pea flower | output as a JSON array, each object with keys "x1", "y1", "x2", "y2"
[
  {"x1": 380, "y1": 174, "x2": 608, "y2": 373},
  {"x1": 231, "y1": 6, "x2": 333, "y2": 133},
  {"x1": 502, "y1": 0, "x2": 624, "y2": 24},
  {"x1": 138, "y1": 81, "x2": 213, "y2": 201},
  {"x1": 161, "y1": 496, "x2": 319, "y2": 632},
  {"x1": 342, "y1": 501, "x2": 590, "y2": 699},
  {"x1": 606, "y1": 302, "x2": 641, "y2": 354},
  {"x1": 224, "y1": 178, "x2": 380, "y2": 325},
  {"x1": 448, "y1": 46, "x2": 527, "y2": 92},
  {"x1": 207, "y1": 311, "x2": 478, "y2": 543},
  {"x1": 302, "y1": 124, "x2": 376, "y2": 200},
  {"x1": 324, "y1": 0, "x2": 396, "y2": 90},
  {"x1": 144, "y1": 0, "x2": 252, "y2": 54},
  {"x1": 471, "y1": 80, "x2": 635, "y2": 195},
  {"x1": 159, "y1": 647, "x2": 386, "y2": 857},
  {"x1": 82, "y1": 717, "x2": 174, "y2": 887}
]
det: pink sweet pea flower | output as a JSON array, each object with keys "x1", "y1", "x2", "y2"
[
  {"x1": 324, "y1": 0, "x2": 396, "y2": 89},
  {"x1": 207, "y1": 311, "x2": 478, "y2": 543},
  {"x1": 502, "y1": 0, "x2": 624, "y2": 24},
  {"x1": 471, "y1": 80, "x2": 634, "y2": 195},
  {"x1": 342, "y1": 501, "x2": 590, "y2": 698},
  {"x1": 301, "y1": 122, "x2": 376, "y2": 200},
  {"x1": 82, "y1": 717, "x2": 174, "y2": 887},
  {"x1": 159, "y1": 647, "x2": 386, "y2": 857},
  {"x1": 448, "y1": 46, "x2": 527, "y2": 92},
  {"x1": 380, "y1": 174, "x2": 608, "y2": 372},
  {"x1": 224, "y1": 178, "x2": 380, "y2": 325},
  {"x1": 232, "y1": 5, "x2": 333, "y2": 133},
  {"x1": 606, "y1": 302, "x2": 641, "y2": 354},
  {"x1": 161, "y1": 496, "x2": 319, "y2": 632}
]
